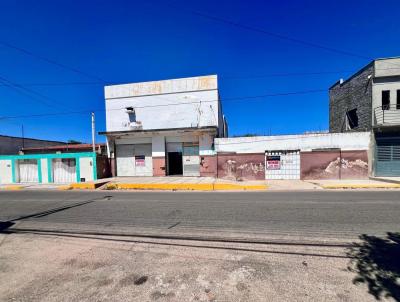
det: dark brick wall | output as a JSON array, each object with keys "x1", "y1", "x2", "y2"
[
  {"x1": 329, "y1": 64, "x2": 373, "y2": 133},
  {"x1": 0, "y1": 135, "x2": 64, "y2": 155}
]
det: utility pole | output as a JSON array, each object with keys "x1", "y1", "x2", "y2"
[
  {"x1": 91, "y1": 112, "x2": 96, "y2": 152},
  {"x1": 21, "y1": 124, "x2": 25, "y2": 149}
]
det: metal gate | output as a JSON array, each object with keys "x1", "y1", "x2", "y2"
[
  {"x1": 116, "y1": 144, "x2": 152, "y2": 176},
  {"x1": 265, "y1": 150, "x2": 300, "y2": 180},
  {"x1": 375, "y1": 138, "x2": 400, "y2": 176},
  {"x1": 53, "y1": 158, "x2": 77, "y2": 183},
  {"x1": 183, "y1": 143, "x2": 200, "y2": 176},
  {"x1": 17, "y1": 159, "x2": 38, "y2": 183}
]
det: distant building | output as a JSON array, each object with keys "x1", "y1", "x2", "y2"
[
  {"x1": 0, "y1": 142, "x2": 110, "y2": 185},
  {"x1": 100, "y1": 75, "x2": 228, "y2": 177},
  {"x1": 0, "y1": 135, "x2": 64, "y2": 155},
  {"x1": 329, "y1": 57, "x2": 400, "y2": 177},
  {"x1": 22, "y1": 143, "x2": 107, "y2": 155}
]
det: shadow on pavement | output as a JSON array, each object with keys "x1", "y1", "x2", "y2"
[
  {"x1": 0, "y1": 195, "x2": 112, "y2": 233},
  {"x1": 347, "y1": 232, "x2": 400, "y2": 301}
]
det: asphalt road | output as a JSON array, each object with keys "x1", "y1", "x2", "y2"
[{"x1": 0, "y1": 190, "x2": 399, "y2": 242}]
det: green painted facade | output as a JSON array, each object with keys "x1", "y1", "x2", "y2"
[{"x1": 0, "y1": 152, "x2": 97, "y2": 184}]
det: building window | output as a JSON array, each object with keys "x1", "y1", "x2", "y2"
[
  {"x1": 382, "y1": 90, "x2": 390, "y2": 110},
  {"x1": 397, "y1": 90, "x2": 400, "y2": 109},
  {"x1": 346, "y1": 108, "x2": 359, "y2": 130}
]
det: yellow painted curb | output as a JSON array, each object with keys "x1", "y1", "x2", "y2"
[
  {"x1": 1, "y1": 185, "x2": 24, "y2": 190},
  {"x1": 110, "y1": 183, "x2": 214, "y2": 191},
  {"x1": 105, "y1": 182, "x2": 267, "y2": 191},
  {"x1": 213, "y1": 183, "x2": 267, "y2": 191},
  {"x1": 69, "y1": 183, "x2": 97, "y2": 190},
  {"x1": 322, "y1": 184, "x2": 400, "y2": 189},
  {"x1": 58, "y1": 185, "x2": 72, "y2": 190}
]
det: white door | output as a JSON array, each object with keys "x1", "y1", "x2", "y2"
[
  {"x1": 18, "y1": 159, "x2": 38, "y2": 183},
  {"x1": 116, "y1": 144, "x2": 153, "y2": 176},
  {"x1": 265, "y1": 150, "x2": 300, "y2": 180},
  {"x1": 53, "y1": 158, "x2": 77, "y2": 183},
  {"x1": 0, "y1": 160, "x2": 13, "y2": 184}
]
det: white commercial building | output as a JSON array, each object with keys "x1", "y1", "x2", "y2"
[{"x1": 101, "y1": 75, "x2": 227, "y2": 177}]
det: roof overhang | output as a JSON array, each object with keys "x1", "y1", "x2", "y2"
[{"x1": 99, "y1": 126, "x2": 218, "y2": 137}]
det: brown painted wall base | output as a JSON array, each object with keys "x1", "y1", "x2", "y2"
[
  {"x1": 301, "y1": 150, "x2": 368, "y2": 180},
  {"x1": 217, "y1": 153, "x2": 265, "y2": 181},
  {"x1": 200, "y1": 155, "x2": 217, "y2": 177}
]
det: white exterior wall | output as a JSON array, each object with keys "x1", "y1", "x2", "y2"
[
  {"x1": 374, "y1": 58, "x2": 400, "y2": 78},
  {"x1": 152, "y1": 136, "x2": 165, "y2": 157},
  {"x1": 0, "y1": 160, "x2": 13, "y2": 184},
  {"x1": 215, "y1": 132, "x2": 371, "y2": 154},
  {"x1": 372, "y1": 79, "x2": 400, "y2": 124},
  {"x1": 105, "y1": 75, "x2": 221, "y2": 132},
  {"x1": 199, "y1": 133, "x2": 215, "y2": 156},
  {"x1": 41, "y1": 158, "x2": 49, "y2": 184},
  {"x1": 80, "y1": 157, "x2": 94, "y2": 182}
]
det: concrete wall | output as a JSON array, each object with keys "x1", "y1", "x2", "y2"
[
  {"x1": 372, "y1": 77, "x2": 400, "y2": 125},
  {"x1": 301, "y1": 150, "x2": 368, "y2": 180},
  {"x1": 217, "y1": 153, "x2": 265, "y2": 181},
  {"x1": 215, "y1": 132, "x2": 370, "y2": 154},
  {"x1": 374, "y1": 58, "x2": 400, "y2": 78},
  {"x1": 105, "y1": 75, "x2": 223, "y2": 133},
  {"x1": 200, "y1": 155, "x2": 217, "y2": 177},
  {"x1": 329, "y1": 64, "x2": 373, "y2": 133},
  {"x1": 0, "y1": 135, "x2": 64, "y2": 155}
]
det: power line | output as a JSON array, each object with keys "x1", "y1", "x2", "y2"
[
  {"x1": 161, "y1": 1, "x2": 371, "y2": 61},
  {"x1": 0, "y1": 75, "x2": 63, "y2": 110},
  {"x1": 0, "y1": 88, "x2": 326, "y2": 121},
  {"x1": 0, "y1": 71, "x2": 354, "y2": 87},
  {"x1": 0, "y1": 41, "x2": 107, "y2": 83}
]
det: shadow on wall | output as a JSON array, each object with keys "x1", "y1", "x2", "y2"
[{"x1": 347, "y1": 232, "x2": 400, "y2": 301}]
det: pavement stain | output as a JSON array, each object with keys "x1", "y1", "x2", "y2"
[
  {"x1": 63, "y1": 258, "x2": 107, "y2": 270},
  {"x1": 151, "y1": 290, "x2": 176, "y2": 300},
  {"x1": 119, "y1": 273, "x2": 148, "y2": 287}
]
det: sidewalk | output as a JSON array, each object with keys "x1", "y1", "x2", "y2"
[
  {"x1": 307, "y1": 179, "x2": 400, "y2": 189},
  {"x1": 2, "y1": 178, "x2": 399, "y2": 192},
  {"x1": 0, "y1": 183, "x2": 68, "y2": 190}
]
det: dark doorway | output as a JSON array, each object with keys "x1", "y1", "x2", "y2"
[{"x1": 167, "y1": 152, "x2": 183, "y2": 175}]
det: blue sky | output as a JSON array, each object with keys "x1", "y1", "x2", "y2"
[{"x1": 0, "y1": 0, "x2": 399, "y2": 142}]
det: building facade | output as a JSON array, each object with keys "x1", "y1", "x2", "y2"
[
  {"x1": 329, "y1": 57, "x2": 400, "y2": 177},
  {"x1": 0, "y1": 144, "x2": 110, "y2": 185},
  {"x1": 101, "y1": 75, "x2": 228, "y2": 177},
  {"x1": 215, "y1": 132, "x2": 371, "y2": 181}
]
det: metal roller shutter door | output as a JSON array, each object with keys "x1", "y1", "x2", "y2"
[
  {"x1": 18, "y1": 159, "x2": 38, "y2": 183},
  {"x1": 116, "y1": 144, "x2": 152, "y2": 176},
  {"x1": 53, "y1": 158, "x2": 77, "y2": 183},
  {"x1": 376, "y1": 140, "x2": 400, "y2": 176}
]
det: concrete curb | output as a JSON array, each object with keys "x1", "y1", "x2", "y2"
[
  {"x1": 103, "y1": 182, "x2": 267, "y2": 191},
  {"x1": 321, "y1": 184, "x2": 400, "y2": 189},
  {"x1": 369, "y1": 177, "x2": 400, "y2": 185},
  {"x1": 59, "y1": 180, "x2": 111, "y2": 190},
  {"x1": 0, "y1": 185, "x2": 24, "y2": 191}
]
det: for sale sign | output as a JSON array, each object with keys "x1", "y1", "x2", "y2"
[
  {"x1": 266, "y1": 155, "x2": 281, "y2": 170},
  {"x1": 135, "y1": 155, "x2": 145, "y2": 167}
]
